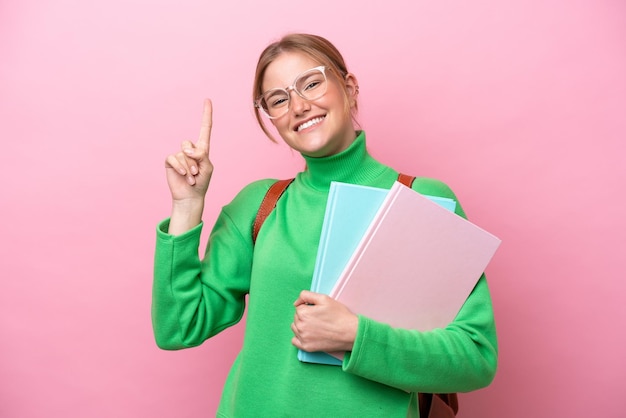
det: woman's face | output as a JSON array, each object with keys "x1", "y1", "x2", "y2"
[{"x1": 261, "y1": 51, "x2": 358, "y2": 158}]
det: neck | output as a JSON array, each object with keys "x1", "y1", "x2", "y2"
[{"x1": 298, "y1": 131, "x2": 388, "y2": 190}]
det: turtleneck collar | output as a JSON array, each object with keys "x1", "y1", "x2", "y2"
[{"x1": 298, "y1": 131, "x2": 389, "y2": 191}]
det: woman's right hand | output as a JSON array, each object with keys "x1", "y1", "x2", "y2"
[{"x1": 164, "y1": 99, "x2": 214, "y2": 234}]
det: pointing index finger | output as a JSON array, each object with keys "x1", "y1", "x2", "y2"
[{"x1": 197, "y1": 98, "x2": 212, "y2": 154}]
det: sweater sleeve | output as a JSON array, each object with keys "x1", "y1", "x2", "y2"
[
  {"x1": 343, "y1": 275, "x2": 497, "y2": 393},
  {"x1": 151, "y1": 180, "x2": 273, "y2": 350},
  {"x1": 342, "y1": 177, "x2": 498, "y2": 393}
]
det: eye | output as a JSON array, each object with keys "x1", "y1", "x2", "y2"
[
  {"x1": 303, "y1": 80, "x2": 321, "y2": 91},
  {"x1": 271, "y1": 97, "x2": 288, "y2": 107},
  {"x1": 263, "y1": 90, "x2": 289, "y2": 109},
  {"x1": 296, "y1": 71, "x2": 325, "y2": 95}
]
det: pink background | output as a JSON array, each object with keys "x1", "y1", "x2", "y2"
[{"x1": 1, "y1": 0, "x2": 625, "y2": 417}]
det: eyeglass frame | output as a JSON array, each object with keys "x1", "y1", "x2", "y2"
[{"x1": 254, "y1": 65, "x2": 328, "y2": 119}]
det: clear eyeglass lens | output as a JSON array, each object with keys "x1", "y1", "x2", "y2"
[{"x1": 259, "y1": 67, "x2": 327, "y2": 118}]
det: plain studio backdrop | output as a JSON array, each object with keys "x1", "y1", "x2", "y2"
[{"x1": 1, "y1": 0, "x2": 624, "y2": 417}]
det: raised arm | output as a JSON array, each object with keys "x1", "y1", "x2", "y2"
[{"x1": 164, "y1": 99, "x2": 214, "y2": 235}]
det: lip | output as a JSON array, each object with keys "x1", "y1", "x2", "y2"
[{"x1": 293, "y1": 115, "x2": 326, "y2": 132}]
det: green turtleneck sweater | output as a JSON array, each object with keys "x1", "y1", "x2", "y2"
[{"x1": 152, "y1": 131, "x2": 497, "y2": 417}]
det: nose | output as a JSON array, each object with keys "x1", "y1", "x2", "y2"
[{"x1": 288, "y1": 89, "x2": 310, "y2": 115}]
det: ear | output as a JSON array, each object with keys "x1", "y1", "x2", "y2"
[{"x1": 344, "y1": 73, "x2": 359, "y2": 108}]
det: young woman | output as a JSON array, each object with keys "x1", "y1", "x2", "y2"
[{"x1": 152, "y1": 33, "x2": 497, "y2": 417}]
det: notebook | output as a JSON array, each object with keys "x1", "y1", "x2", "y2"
[{"x1": 327, "y1": 181, "x2": 501, "y2": 360}]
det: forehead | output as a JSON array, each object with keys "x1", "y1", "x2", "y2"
[{"x1": 262, "y1": 52, "x2": 321, "y2": 91}]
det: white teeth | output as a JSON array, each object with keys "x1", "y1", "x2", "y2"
[{"x1": 297, "y1": 117, "x2": 324, "y2": 132}]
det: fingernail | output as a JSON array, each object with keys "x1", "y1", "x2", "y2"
[
  {"x1": 183, "y1": 148, "x2": 193, "y2": 155},
  {"x1": 190, "y1": 166, "x2": 198, "y2": 175},
  {"x1": 178, "y1": 168, "x2": 186, "y2": 175}
]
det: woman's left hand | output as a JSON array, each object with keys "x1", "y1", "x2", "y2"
[{"x1": 291, "y1": 291, "x2": 358, "y2": 353}]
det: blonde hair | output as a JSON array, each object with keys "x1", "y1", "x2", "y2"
[{"x1": 252, "y1": 33, "x2": 358, "y2": 142}]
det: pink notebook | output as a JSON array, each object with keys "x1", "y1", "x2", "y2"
[{"x1": 329, "y1": 181, "x2": 501, "y2": 340}]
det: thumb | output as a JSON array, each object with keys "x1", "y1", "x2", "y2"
[{"x1": 294, "y1": 290, "x2": 326, "y2": 307}]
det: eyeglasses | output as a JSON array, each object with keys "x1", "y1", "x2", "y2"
[{"x1": 255, "y1": 66, "x2": 328, "y2": 119}]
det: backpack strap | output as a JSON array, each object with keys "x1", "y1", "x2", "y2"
[
  {"x1": 397, "y1": 173, "x2": 416, "y2": 188},
  {"x1": 418, "y1": 393, "x2": 459, "y2": 417},
  {"x1": 252, "y1": 178, "x2": 294, "y2": 244}
]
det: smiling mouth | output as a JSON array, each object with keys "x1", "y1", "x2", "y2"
[{"x1": 296, "y1": 116, "x2": 325, "y2": 132}]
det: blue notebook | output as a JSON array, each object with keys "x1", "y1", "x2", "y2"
[{"x1": 298, "y1": 182, "x2": 456, "y2": 365}]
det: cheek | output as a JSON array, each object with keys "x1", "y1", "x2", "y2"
[
  {"x1": 273, "y1": 119, "x2": 286, "y2": 129},
  {"x1": 271, "y1": 118, "x2": 290, "y2": 135},
  {"x1": 326, "y1": 88, "x2": 350, "y2": 112}
]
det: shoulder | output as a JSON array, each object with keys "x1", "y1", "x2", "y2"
[
  {"x1": 223, "y1": 178, "x2": 279, "y2": 211},
  {"x1": 231, "y1": 178, "x2": 280, "y2": 202},
  {"x1": 410, "y1": 176, "x2": 456, "y2": 199},
  {"x1": 409, "y1": 176, "x2": 468, "y2": 218},
  {"x1": 221, "y1": 178, "x2": 288, "y2": 223}
]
